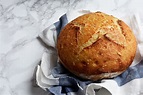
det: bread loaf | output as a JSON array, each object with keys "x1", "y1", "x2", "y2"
[{"x1": 57, "y1": 12, "x2": 137, "y2": 81}]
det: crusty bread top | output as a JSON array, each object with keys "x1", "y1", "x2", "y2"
[{"x1": 57, "y1": 12, "x2": 137, "y2": 80}]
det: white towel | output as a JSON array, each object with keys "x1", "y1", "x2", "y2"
[{"x1": 36, "y1": 10, "x2": 143, "y2": 95}]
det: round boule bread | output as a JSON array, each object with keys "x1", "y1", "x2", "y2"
[{"x1": 57, "y1": 12, "x2": 137, "y2": 81}]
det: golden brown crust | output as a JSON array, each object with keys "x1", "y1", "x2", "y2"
[{"x1": 57, "y1": 12, "x2": 137, "y2": 81}]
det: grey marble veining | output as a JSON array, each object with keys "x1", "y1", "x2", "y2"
[{"x1": 0, "y1": 0, "x2": 143, "y2": 95}]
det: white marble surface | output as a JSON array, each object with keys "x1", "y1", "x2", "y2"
[{"x1": 0, "y1": 0, "x2": 143, "y2": 95}]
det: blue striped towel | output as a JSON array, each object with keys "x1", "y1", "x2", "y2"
[{"x1": 36, "y1": 10, "x2": 143, "y2": 95}]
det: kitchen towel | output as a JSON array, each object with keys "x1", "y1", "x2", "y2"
[{"x1": 36, "y1": 10, "x2": 143, "y2": 95}]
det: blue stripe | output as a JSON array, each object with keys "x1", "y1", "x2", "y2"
[
  {"x1": 50, "y1": 63, "x2": 92, "y2": 94},
  {"x1": 59, "y1": 77, "x2": 79, "y2": 93},
  {"x1": 48, "y1": 86, "x2": 64, "y2": 95},
  {"x1": 114, "y1": 60, "x2": 143, "y2": 86},
  {"x1": 52, "y1": 63, "x2": 71, "y2": 78},
  {"x1": 54, "y1": 14, "x2": 68, "y2": 36}
]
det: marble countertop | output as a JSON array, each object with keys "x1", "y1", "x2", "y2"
[{"x1": 0, "y1": 0, "x2": 143, "y2": 95}]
